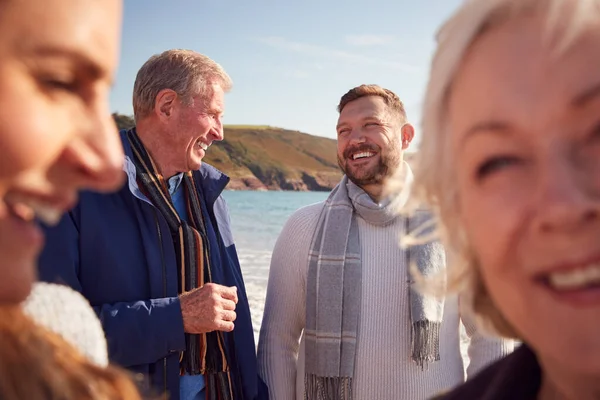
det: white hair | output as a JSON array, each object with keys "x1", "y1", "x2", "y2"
[
  {"x1": 133, "y1": 49, "x2": 232, "y2": 121},
  {"x1": 388, "y1": 0, "x2": 600, "y2": 336}
]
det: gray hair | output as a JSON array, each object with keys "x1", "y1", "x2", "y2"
[
  {"x1": 387, "y1": 0, "x2": 600, "y2": 337},
  {"x1": 132, "y1": 49, "x2": 232, "y2": 120}
]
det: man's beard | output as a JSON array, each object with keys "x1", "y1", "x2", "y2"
[{"x1": 337, "y1": 141, "x2": 401, "y2": 187}]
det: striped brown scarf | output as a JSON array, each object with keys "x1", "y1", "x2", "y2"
[{"x1": 126, "y1": 129, "x2": 233, "y2": 399}]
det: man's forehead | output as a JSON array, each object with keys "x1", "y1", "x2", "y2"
[
  {"x1": 338, "y1": 106, "x2": 389, "y2": 125},
  {"x1": 191, "y1": 86, "x2": 225, "y2": 109},
  {"x1": 208, "y1": 92, "x2": 225, "y2": 111}
]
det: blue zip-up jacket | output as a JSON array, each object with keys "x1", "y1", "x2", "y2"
[{"x1": 38, "y1": 131, "x2": 268, "y2": 400}]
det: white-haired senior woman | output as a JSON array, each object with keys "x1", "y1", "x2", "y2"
[{"x1": 398, "y1": 0, "x2": 600, "y2": 399}]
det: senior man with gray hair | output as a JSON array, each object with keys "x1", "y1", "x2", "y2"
[{"x1": 38, "y1": 49, "x2": 267, "y2": 400}]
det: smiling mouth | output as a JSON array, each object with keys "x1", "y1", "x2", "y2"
[
  {"x1": 195, "y1": 139, "x2": 209, "y2": 151},
  {"x1": 543, "y1": 263, "x2": 600, "y2": 292},
  {"x1": 350, "y1": 151, "x2": 376, "y2": 161},
  {"x1": 4, "y1": 193, "x2": 71, "y2": 226}
]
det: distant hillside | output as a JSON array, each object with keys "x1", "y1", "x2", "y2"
[
  {"x1": 112, "y1": 114, "x2": 415, "y2": 192},
  {"x1": 206, "y1": 126, "x2": 341, "y2": 191}
]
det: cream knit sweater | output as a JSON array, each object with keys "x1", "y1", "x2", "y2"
[
  {"x1": 257, "y1": 202, "x2": 515, "y2": 400},
  {"x1": 22, "y1": 282, "x2": 109, "y2": 367}
]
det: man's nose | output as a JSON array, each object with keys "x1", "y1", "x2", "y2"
[
  {"x1": 210, "y1": 116, "x2": 224, "y2": 141},
  {"x1": 347, "y1": 127, "x2": 366, "y2": 145}
]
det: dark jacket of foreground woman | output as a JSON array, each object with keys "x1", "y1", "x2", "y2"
[{"x1": 433, "y1": 344, "x2": 540, "y2": 399}]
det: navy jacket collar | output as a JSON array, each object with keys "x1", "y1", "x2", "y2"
[{"x1": 120, "y1": 129, "x2": 230, "y2": 207}]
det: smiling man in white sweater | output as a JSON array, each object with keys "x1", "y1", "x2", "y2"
[{"x1": 257, "y1": 85, "x2": 515, "y2": 400}]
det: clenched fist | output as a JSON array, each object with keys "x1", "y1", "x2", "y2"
[{"x1": 179, "y1": 283, "x2": 238, "y2": 334}]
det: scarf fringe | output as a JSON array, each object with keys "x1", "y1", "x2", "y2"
[
  {"x1": 206, "y1": 371, "x2": 234, "y2": 400},
  {"x1": 411, "y1": 320, "x2": 441, "y2": 370},
  {"x1": 304, "y1": 374, "x2": 352, "y2": 400}
]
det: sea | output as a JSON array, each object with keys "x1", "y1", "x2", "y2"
[{"x1": 221, "y1": 190, "x2": 329, "y2": 337}]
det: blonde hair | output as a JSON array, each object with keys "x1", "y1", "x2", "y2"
[
  {"x1": 133, "y1": 49, "x2": 232, "y2": 120},
  {"x1": 0, "y1": 306, "x2": 143, "y2": 400},
  {"x1": 392, "y1": 0, "x2": 600, "y2": 337},
  {"x1": 337, "y1": 84, "x2": 407, "y2": 124}
]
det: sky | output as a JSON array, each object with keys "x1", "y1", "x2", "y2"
[{"x1": 110, "y1": 0, "x2": 464, "y2": 141}]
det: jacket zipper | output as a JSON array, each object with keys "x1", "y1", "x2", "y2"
[{"x1": 153, "y1": 209, "x2": 169, "y2": 400}]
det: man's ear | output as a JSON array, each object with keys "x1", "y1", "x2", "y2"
[
  {"x1": 154, "y1": 89, "x2": 178, "y2": 121},
  {"x1": 400, "y1": 123, "x2": 415, "y2": 150}
]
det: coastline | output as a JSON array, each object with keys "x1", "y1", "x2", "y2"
[{"x1": 226, "y1": 175, "x2": 337, "y2": 192}]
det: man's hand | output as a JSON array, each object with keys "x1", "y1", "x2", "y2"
[{"x1": 179, "y1": 283, "x2": 238, "y2": 333}]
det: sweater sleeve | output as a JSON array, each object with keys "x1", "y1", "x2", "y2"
[
  {"x1": 460, "y1": 296, "x2": 516, "y2": 378},
  {"x1": 257, "y1": 203, "x2": 323, "y2": 400}
]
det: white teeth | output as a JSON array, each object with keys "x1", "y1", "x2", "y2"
[
  {"x1": 29, "y1": 201, "x2": 63, "y2": 226},
  {"x1": 352, "y1": 152, "x2": 374, "y2": 160},
  {"x1": 6, "y1": 195, "x2": 64, "y2": 226},
  {"x1": 196, "y1": 141, "x2": 208, "y2": 151},
  {"x1": 548, "y1": 263, "x2": 600, "y2": 290}
]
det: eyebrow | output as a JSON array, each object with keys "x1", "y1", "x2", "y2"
[
  {"x1": 460, "y1": 121, "x2": 511, "y2": 146},
  {"x1": 29, "y1": 46, "x2": 111, "y2": 85},
  {"x1": 336, "y1": 122, "x2": 349, "y2": 131},
  {"x1": 572, "y1": 81, "x2": 600, "y2": 107},
  {"x1": 336, "y1": 115, "x2": 385, "y2": 131},
  {"x1": 208, "y1": 106, "x2": 224, "y2": 114},
  {"x1": 460, "y1": 82, "x2": 600, "y2": 144}
]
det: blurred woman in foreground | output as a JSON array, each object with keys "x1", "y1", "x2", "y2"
[
  {"x1": 0, "y1": 0, "x2": 141, "y2": 398},
  {"x1": 398, "y1": 0, "x2": 600, "y2": 398}
]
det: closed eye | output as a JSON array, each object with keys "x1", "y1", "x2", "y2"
[
  {"x1": 41, "y1": 77, "x2": 79, "y2": 93},
  {"x1": 476, "y1": 156, "x2": 522, "y2": 179}
]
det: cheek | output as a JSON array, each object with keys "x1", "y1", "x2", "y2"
[
  {"x1": 0, "y1": 74, "x2": 72, "y2": 185},
  {"x1": 198, "y1": 118, "x2": 212, "y2": 135},
  {"x1": 460, "y1": 188, "x2": 528, "y2": 327},
  {"x1": 193, "y1": 113, "x2": 213, "y2": 135},
  {"x1": 458, "y1": 177, "x2": 538, "y2": 336},
  {"x1": 337, "y1": 139, "x2": 347, "y2": 159},
  {"x1": 377, "y1": 131, "x2": 393, "y2": 148},
  {"x1": 459, "y1": 180, "x2": 524, "y2": 278}
]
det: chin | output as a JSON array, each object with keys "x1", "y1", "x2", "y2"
[
  {"x1": 539, "y1": 343, "x2": 600, "y2": 376},
  {"x1": 188, "y1": 159, "x2": 203, "y2": 171},
  {"x1": 347, "y1": 169, "x2": 380, "y2": 184},
  {"x1": 0, "y1": 265, "x2": 35, "y2": 305},
  {"x1": 528, "y1": 315, "x2": 600, "y2": 375}
]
